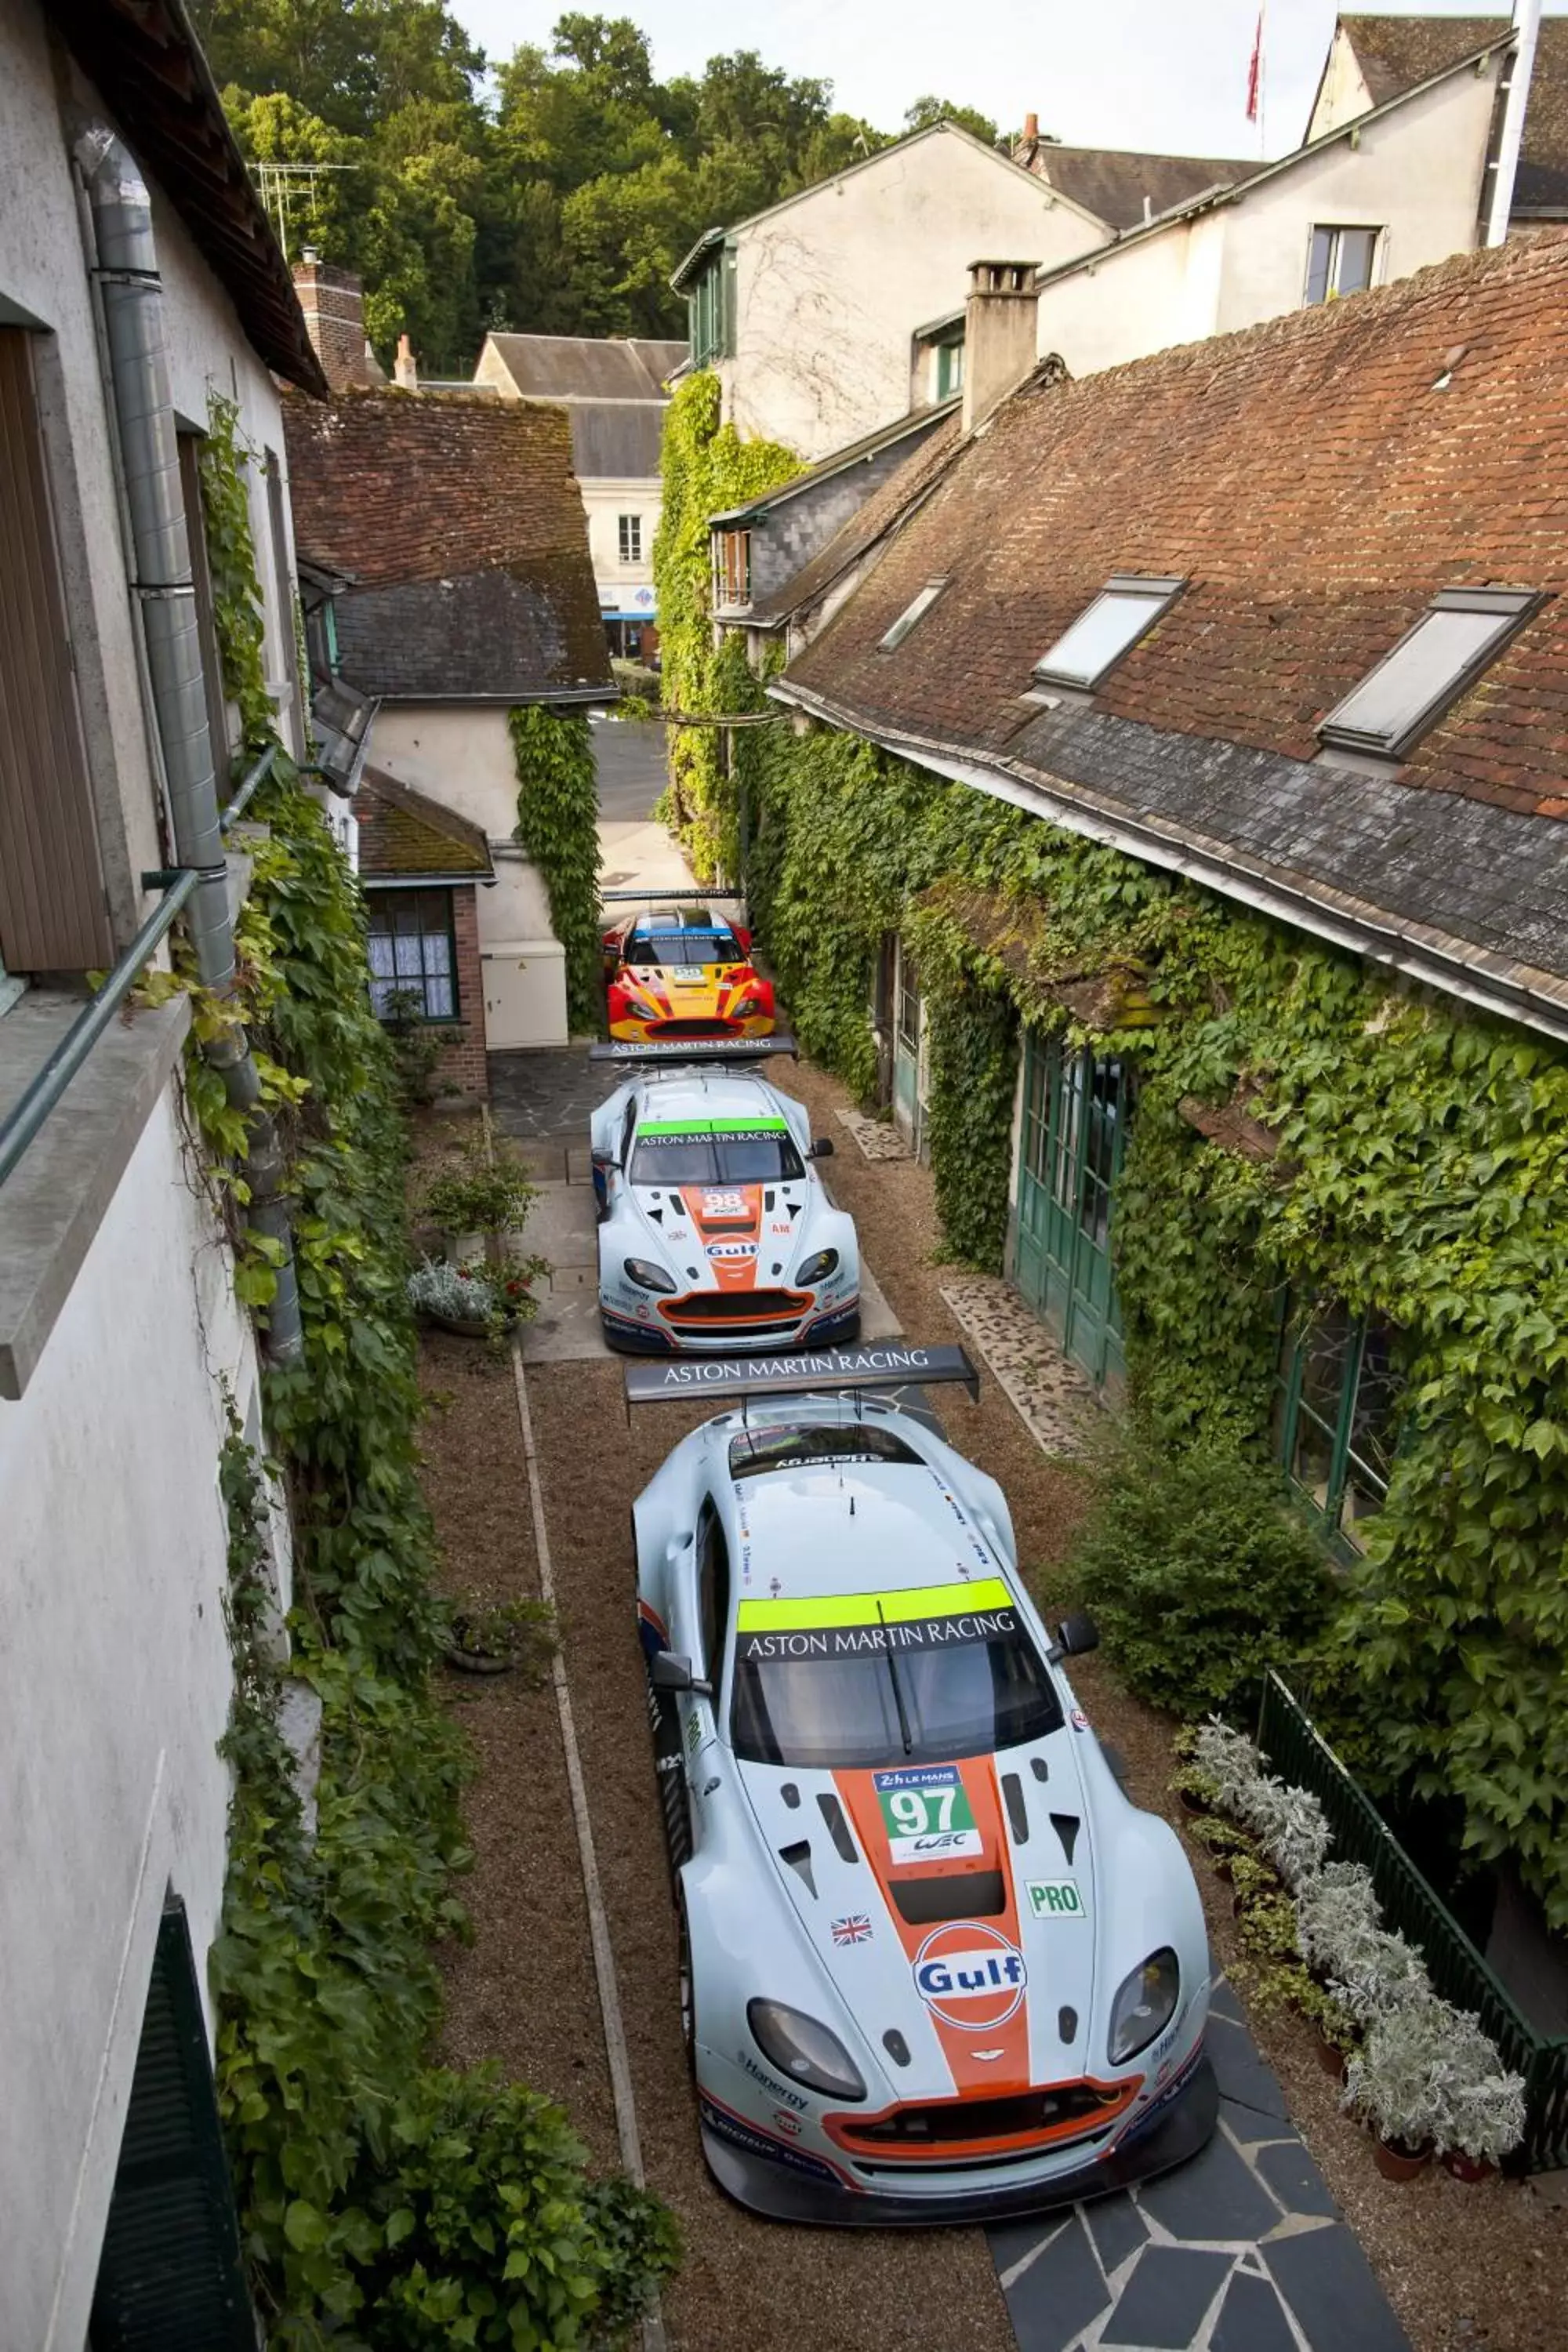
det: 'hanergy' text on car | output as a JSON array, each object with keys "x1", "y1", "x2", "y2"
[
  {"x1": 592, "y1": 1064, "x2": 859, "y2": 1354},
  {"x1": 633, "y1": 1381, "x2": 1217, "y2": 2223}
]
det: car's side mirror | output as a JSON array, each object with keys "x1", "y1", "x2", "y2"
[
  {"x1": 808, "y1": 1137, "x2": 834, "y2": 1160},
  {"x1": 651, "y1": 1650, "x2": 710, "y2": 1697},
  {"x1": 734, "y1": 927, "x2": 753, "y2": 952},
  {"x1": 1050, "y1": 1610, "x2": 1099, "y2": 1661}
]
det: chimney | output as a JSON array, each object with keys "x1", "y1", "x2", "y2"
[
  {"x1": 1023, "y1": 111, "x2": 1039, "y2": 143},
  {"x1": 394, "y1": 332, "x2": 419, "y2": 391},
  {"x1": 961, "y1": 260, "x2": 1040, "y2": 435},
  {"x1": 292, "y1": 255, "x2": 370, "y2": 392}
]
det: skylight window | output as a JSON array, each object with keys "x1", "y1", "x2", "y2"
[
  {"x1": 1032, "y1": 575, "x2": 1185, "y2": 691},
  {"x1": 1319, "y1": 587, "x2": 1542, "y2": 761},
  {"x1": 879, "y1": 578, "x2": 948, "y2": 652}
]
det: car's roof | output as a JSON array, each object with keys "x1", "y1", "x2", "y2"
[
  {"x1": 632, "y1": 1067, "x2": 782, "y2": 1124},
  {"x1": 728, "y1": 1457, "x2": 1001, "y2": 1603},
  {"x1": 630, "y1": 907, "x2": 732, "y2": 933}
]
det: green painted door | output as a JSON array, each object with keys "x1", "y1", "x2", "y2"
[
  {"x1": 892, "y1": 942, "x2": 925, "y2": 1156},
  {"x1": 1014, "y1": 1035, "x2": 1128, "y2": 1389}
]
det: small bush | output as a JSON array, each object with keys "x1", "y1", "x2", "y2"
[{"x1": 1067, "y1": 1431, "x2": 1334, "y2": 1716}]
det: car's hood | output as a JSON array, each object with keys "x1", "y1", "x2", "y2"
[
  {"x1": 620, "y1": 961, "x2": 753, "y2": 1018},
  {"x1": 738, "y1": 1728, "x2": 1110, "y2": 2107},
  {"x1": 630, "y1": 1175, "x2": 817, "y2": 1293}
]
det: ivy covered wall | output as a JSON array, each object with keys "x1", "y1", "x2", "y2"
[{"x1": 713, "y1": 708, "x2": 1568, "y2": 1927}]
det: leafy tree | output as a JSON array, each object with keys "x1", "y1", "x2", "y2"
[{"x1": 904, "y1": 93, "x2": 1004, "y2": 148}]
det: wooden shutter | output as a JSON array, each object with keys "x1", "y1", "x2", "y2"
[
  {"x1": 89, "y1": 1896, "x2": 254, "y2": 2352},
  {"x1": 0, "y1": 327, "x2": 111, "y2": 970}
]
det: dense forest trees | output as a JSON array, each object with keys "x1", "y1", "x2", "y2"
[{"x1": 187, "y1": 1, "x2": 1005, "y2": 372}]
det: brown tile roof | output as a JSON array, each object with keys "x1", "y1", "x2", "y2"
[
  {"x1": 1335, "y1": 14, "x2": 1568, "y2": 207},
  {"x1": 353, "y1": 768, "x2": 492, "y2": 882},
  {"x1": 1022, "y1": 143, "x2": 1252, "y2": 230},
  {"x1": 780, "y1": 234, "x2": 1568, "y2": 1011},
  {"x1": 283, "y1": 389, "x2": 611, "y2": 698}
]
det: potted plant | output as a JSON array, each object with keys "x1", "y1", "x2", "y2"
[
  {"x1": 1237, "y1": 1774, "x2": 1333, "y2": 1891},
  {"x1": 1301, "y1": 1982, "x2": 1359, "y2": 2079},
  {"x1": 419, "y1": 1127, "x2": 539, "y2": 1263},
  {"x1": 1295, "y1": 1861, "x2": 1384, "y2": 1982},
  {"x1": 1343, "y1": 1997, "x2": 1454, "y2": 2178},
  {"x1": 1437, "y1": 2012, "x2": 1526, "y2": 2181},
  {"x1": 1327, "y1": 1922, "x2": 1432, "y2": 2031},
  {"x1": 1185, "y1": 1814, "x2": 1252, "y2": 1878},
  {"x1": 1192, "y1": 1719, "x2": 1269, "y2": 1817},
  {"x1": 444, "y1": 1592, "x2": 557, "y2": 1679},
  {"x1": 408, "y1": 1254, "x2": 497, "y2": 1337}
]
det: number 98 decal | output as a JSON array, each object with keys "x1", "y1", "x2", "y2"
[{"x1": 873, "y1": 1764, "x2": 983, "y2": 1863}]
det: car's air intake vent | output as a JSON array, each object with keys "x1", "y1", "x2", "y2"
[
  {"x1": 890, "y1": 1869, "x2": 1006, "y2": 1927},
  {"x1": 839, "y1": 2081, "x2": 1132, "y2": 2154},
  {"x1": 883, "y1": 2030, "x2": 911, "y2": 2068},
  {"x1": 1051, "y1": 1813, "x2": 1080, "y2": 1864},
  {"x1": 1001, "y1": 1773, "x2": 1029, "y2": 1844},
  {"x1": 817, "y1": 1793, "x2": 858, "y2": 1864},
  {"x1": 780, "y1": 1839, "x2": 815, "y2": 1896},
  {"x1": 1058, "y1": 2005, "x2": 1079, "y2": 2044}
]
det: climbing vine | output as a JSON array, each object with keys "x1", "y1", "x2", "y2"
[
  {"x1": 191, "y1": 417, "x2": 678, "y2": 2338},
  {"x1": 509, "y1": 705, "x2": 601, "y2": 1034},
  {"x1": 727, "y1": 715, "x2": 1568, "y2": 1926},
  {"x1": 650, "y1": 372, "x2": 797, "y2": 871},
  {"x1": 198, "y1": 393, "x2": 274, "y2": 750}
]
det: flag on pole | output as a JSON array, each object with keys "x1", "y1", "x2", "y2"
[{"x1": 1246, "y1": 8, "x2": 1265, "y2": 123}]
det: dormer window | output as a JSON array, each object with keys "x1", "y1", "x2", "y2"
[
  {"x1": 879, "y1": 578, "x2": 949, "y2": 652},
  {"x1": 1319, "y1": 586, "x2": 1543, "y2": 762},
  {"x1": 1032, "y1": 575, "x2": 1185, "y2": 691}
]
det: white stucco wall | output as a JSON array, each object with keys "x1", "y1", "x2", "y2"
[
  {"x1": 1308, "y1": 27, "x2": 1377, "y2": 140},
  {"x1": 367, "y1": 705, "x2": 556, "y2": 949},
  {"x1": 720, "y1": 127, "x2": 1108, "y2": 460},
  {"x1": 1033, "y1": 61, "x2": 1501, "y2": 379},
  {"x1": 0, "y1": 0, "x2": 306, "y2": 923},
  {"x1": 582, "y1": 477, "x2": 660, "y2": 619},
  {"x1": 0, "y1": 1076, "x2": 263, "y2": 2352}
]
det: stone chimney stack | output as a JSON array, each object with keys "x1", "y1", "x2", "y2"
[
  {"x1": 394, "y1": 333, "x2": 419, "y2": 391},
  {"x1": 961, "y1": 260, "x2": 1040, "y2": 436},
  {"x1": 292, "y1": 252, "x2": 371, "y2": 391}
]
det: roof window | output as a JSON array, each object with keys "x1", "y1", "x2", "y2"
[
  {"x1": 879, "y1": 578, "x2": 949, "y2": 652},
  {"x1": 1032, "y1": 575, "x2": 1185, "y2": 690},
  {"x1": 1319, "y1": 587, "x2": 1542, "y2": 762}
]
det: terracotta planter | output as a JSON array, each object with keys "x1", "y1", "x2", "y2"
[
  {"x1": 444, "y1": 1642, "x2": 513, "y2": 1675},
  {"x1": 1177, "y1": 1787, "x2": 1210, "y2": 1817},
  {"x1": 1373, "y1": 2135, "x2": 1432, "y2": 2183},
  {"x1": 428, "y1": 1309, "x2": 491, "y2": 1338},
  {"x1": 1441, "y1": 2149, "x2": 1496, "y2": 2183},
  {"x1": 1314, "y1": 2024, "x2": 1348, "y2": 2082}
]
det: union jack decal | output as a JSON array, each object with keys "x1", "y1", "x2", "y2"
[{"x1": 831, "y1": 1914, "x2": 873, "y2": 1946}]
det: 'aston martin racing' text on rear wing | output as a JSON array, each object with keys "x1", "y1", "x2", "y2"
[
  {"x1": 589, "y1": 1034, "x2": 797, "y2": 1065},
  {"x1": 622, "y1": 1343, "x2": 980, "y2": 1409}
]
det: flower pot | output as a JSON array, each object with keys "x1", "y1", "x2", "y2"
[
  {"x1": 429, "y1": 1309, "x2": 490, "y2": 1339},
  {"x1": 1177, "y1": 1787, "x2": 1210, "y2": 1818},
  {"x1": 1441, "y1": 2149, "x2": 1496, "y2": 2184},
  {"x1": 1314, "y1": 2024, "x2": 1348, "y2": 2082},
  {"x1": 1373, "y1": 2135, "x2": 1432, "y2": 2183},
  {"x1": 444, "y1": 1642, "x2": 514, "y2": 1675}
]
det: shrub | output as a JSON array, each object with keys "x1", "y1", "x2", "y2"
[
  {"x1": 1343, "y1": 1995, "x2": 1526, "y2": 2160},
  {"x1": 419, "y1": 1129, "x2": 539, "y2": 1240},
  {"x1": 1067, "y1": 1432, "x2": 1335, "y2": 1716}
]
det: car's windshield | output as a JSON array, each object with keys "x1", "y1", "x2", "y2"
[
  {"x1": 626, "y1": 927, "x2": 741, "y2": 968},
  {"x1": 731, "y1": 1580, "x2": 1062, "y2": 1769},
  {"x1": 629, "y1": 1120, "x2": 804, "y2": 1185},
  {"x1": 728, "y1": 1424, "x2": 924, "y2": 1481}
]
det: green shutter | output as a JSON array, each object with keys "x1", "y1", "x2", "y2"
[{"x1": 89, "y1": 1897, "x2": 253, "y2": 2352}]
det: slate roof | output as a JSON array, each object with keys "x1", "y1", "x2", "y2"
[
  {"x1": 778, "y1": 233, "x2": 1568, "y2": 1026},
  {"x1": 713, "y1": 398, "x2": 961, "y2": 527},
  {"x1": 283, "y1": 389, "x2": 611, "y2": 699},
  {"x1": 353, "y1": 768, "x2": 492, "y2": 883},
  {"x1": 564, "y1": 402, "x2": 667, "y2": 479},
  {"x1": 1021, "y1": 142, "x2": 1251, "y2": 230},
  {"x1": 747, "y1": 412, "x2": 966, "y2": 629},
  {"x1": 45, "y1": 0, "x2": 323, "y2": 392},
  {"x1": 1329, "y1": 14, "x2": 1568, "y2": 209},
  {"x1": 482, "y1": 335, "x2": 685, "y2": 400}
]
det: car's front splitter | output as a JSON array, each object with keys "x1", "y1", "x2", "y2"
[
  {"x1": 699, "y1": 2053, "x2": 1218, "y2": 2229},
  {"x1": 601, "y1": 1302, "x2": 859, "y2": 1356}
]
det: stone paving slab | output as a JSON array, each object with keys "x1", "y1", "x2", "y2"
[
  {"x1": 991, "y1": 1977, "x2": 1411, "y2": 2352},
  {"x1": 835, "y1": 1105, "x2": 911, "y2": 1161},
  {"x1": 939, "y1": 1274, "x2": 1101, "y2": 1459}
]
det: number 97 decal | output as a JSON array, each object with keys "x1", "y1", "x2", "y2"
[{"x1": 873, "y1": 1764, "x2": 983, "y2": 1863}]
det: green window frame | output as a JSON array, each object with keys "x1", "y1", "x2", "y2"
[
  {"x1": 688, "y1": 247, "x2": 735, "y2": 366},
  {"x1": 935, "y1": 336, "x2": 964, "y2": 401},
  {"x1": 366, "y1": 888, "x2": 458, "y2": 1023},
  {"x1": 1272, "y1": 1301, "x2": 1402, "y2": 1552}
]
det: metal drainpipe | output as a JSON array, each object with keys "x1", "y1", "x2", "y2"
[{"x1": 76, "y1": 127, "x2": 303, "y2": 1363}]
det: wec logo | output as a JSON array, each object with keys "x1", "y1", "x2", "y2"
[{"x1": 913, "y1": 1924, "x2": 1028, "y2": 2031}]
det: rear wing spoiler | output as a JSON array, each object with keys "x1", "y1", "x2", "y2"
[
  {"x1": 588, "y1": 1034, "x2": 797, "y2": 1065},
  {"x1": 598, "y1": 887, "x2": 746, "y2": 904},
  {"x1": 623, "y1": 1343, "x2": 979, "y2": 1411}
]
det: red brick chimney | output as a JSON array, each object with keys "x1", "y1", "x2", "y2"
[
  {"x1": 962, "y1": 260, "x2": 1040, "y2": 435},
  {"x1": 394, "y1": 332, "x2": 419, "y2": 391},
  {"x1": 292, "y1": 251, "x2": 371, "y2": 391}
]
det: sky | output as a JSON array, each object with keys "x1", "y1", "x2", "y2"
[{"x1": 445, "y1": 1, "x2": 1541, "y2": 162}]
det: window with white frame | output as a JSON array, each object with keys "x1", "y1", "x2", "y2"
[
  {"x1": 1032, "y1": 575, "x2": 1185, "y2": 691},
  {"x1": 1319, "y1": 586, "x2": 1543, "y2": 762},
  {"x1": 1305, "y1": 224, "x2": 1380, "y2": 307},
  {"x1": 619, "y1": 514, "x2": 642, "y2": 564},
  {"x1": 878, "y1": 578, "x2": 949, "y2": 652}
]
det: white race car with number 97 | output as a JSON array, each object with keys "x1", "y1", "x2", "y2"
[{"x1": 632, "y1": 1361, "x2": 1217, "y2": 2225}]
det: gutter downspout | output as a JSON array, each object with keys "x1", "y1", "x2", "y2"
[
  {"x1": 1486, "y1": 0, "x2": 1543, "y2": 245},
  {"x1": 77, "y1": 127, "x2": 303, "y2": 1363}
]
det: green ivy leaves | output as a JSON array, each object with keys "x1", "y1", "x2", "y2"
[{"x1": 509, "y1": 707, "x2": 601, "y2": 1035}]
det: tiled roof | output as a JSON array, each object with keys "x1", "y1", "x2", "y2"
[
  {"x1": 565, "y1": 402, "x2": 666, "y2": 479},
  {"x1": 353, "y1": 768, "x2": 492, "y2": 881},
  {"x1": 482, "y1": 334, "x2": 685, "y2": 400},
  {"x1": 749, "y1": 412, "x2": 966, "y2": 628},
  {"x1": 1334, "y1": 15, "x2": 1568, "y2": 207},
  {"x1": 1022, "y1": 142, "x2": 1251, "y2": 230},
  {"x1": 779, "y1": 234, "x2": 1568, "y2": 1008},
  {"x1": 284, "y1": 389, "x2": 610, "y2": 698}
]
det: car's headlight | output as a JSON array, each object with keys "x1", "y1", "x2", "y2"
[
  {"x1": 796, "y1": 1247, "x2": 840, "y2": 1288},
  {"x1": 747, "y1": 1998, "x2": 866, "y2": 2101},
  {"x1": 1108, "y1": 1948, "x2": 1180, "y2": 2065},
  {"x1": 623, "y1": 1257, "x2": 677, "y2": 1294}
]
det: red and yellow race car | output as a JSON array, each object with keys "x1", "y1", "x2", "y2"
[{"x1": 602, "y1": 906, "x2": 776, "y2": 1044}]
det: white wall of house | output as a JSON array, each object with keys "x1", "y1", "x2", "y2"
[
  {"x1": 1033, "y1": 60, "x2": 1501, "y2": 379},
  {"x1": 582, "y1": 476, "x2": 659, "y2": 624},
  {"x1": 1307, "y1": 24, "x2": 1380, "y2": 140},
  {"x1": 719, "y1": 129, "x2": 1108, "y2": 460},
  {"x1": 367, "y1": 705, "x2": 568, "y2": 1045},
  {"x1": 0, "y1": 1075, "x2": 263, "y2": 2352}
]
